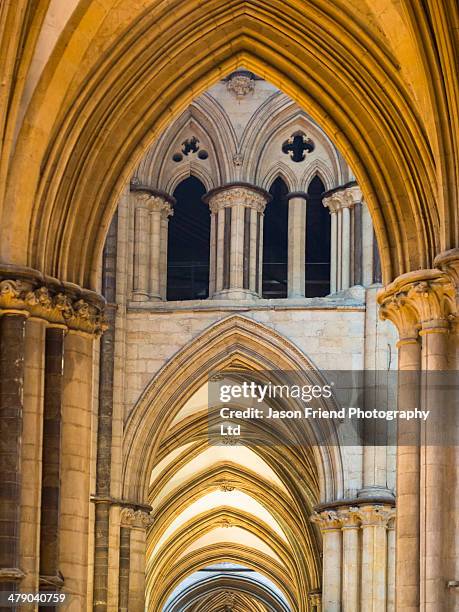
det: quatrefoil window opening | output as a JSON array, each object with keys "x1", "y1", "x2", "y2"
[
  {"x1": 172, "y1": 136, "x2": 209, "y2": 162},
  {"x1": 282, "y1": 130, "x2": 315, "y2": 162}
]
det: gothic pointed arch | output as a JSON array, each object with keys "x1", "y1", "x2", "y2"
[
  {"x1": 2, "y1": 0, "x2": 452, "y2": 286},
  {"x1": 123, "y1": 314, "x2": 344, "y2": 502}
]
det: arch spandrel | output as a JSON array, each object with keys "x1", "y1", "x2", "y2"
[{"x1": 1, "y1": 0, "x2": 449, "y2": 289}]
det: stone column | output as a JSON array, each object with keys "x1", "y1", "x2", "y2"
[
  {"x1": 387, "y1": 515, "x2": 396, "y2": 612},
  {"x1": 378, "y1": 269, "x2": 456, "y2": 612},
  {"x1": 0, "y1": 312, "x2": 27, "y2": 601},
  {"x1": 419, "y1": 318, "x2": 449, "y2": 611},
  {"x1": 39, "y1": 325, "x2": 66, "y2": 597},
  {"x1": 323, "y1": 184, "x2": 361, "y2": 292},
  {"x1": 287, "y1": 193, "x2": 307, "y2": 297},
  {"x1": 329, "y1": 208, "x2": 338, "y2": 293},
  {"x1": 0, "y1": 269, "x2": 106, "y2": 612},
  {"x1": 358, "y1": 505, "x2": 395, "y2": 611},
  {"x1": 120, "y1": 509, "x2": 153, "y2": 612},
  {"x1": 131, "y1": 189, "x2": 174, "y2": 302},
  {"x1": 204, "y1": 183, "x2": 269, "y2": 299},
  {"x1": 361, "y1": 202, "x2": 375, "y2": 287},
  {"x1": 118, "y1": 523, "x2": 130, "y2": 612},
  {"x1": 311, "y1": 511, "x2": 342, "y2": 612},
  {"x1": 20, "y1": 318, "x2": 46, "y2": 600},
  {"x1": 379, "y1": 288, "x2": 422, "y2": 612},
  {"x1": 338, "y1": 507, "x2": 360, "y2": 612},
  {"x1": 93, "y1": 213, "x2": 118, "y2": 612},
  {"x1": 59, "y1": 330, "x2": 95, "y2": 611}
]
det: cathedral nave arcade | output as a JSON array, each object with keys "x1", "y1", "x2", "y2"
[{"x1": 1, "y1": 2, "x2": 458, "y2": 611}]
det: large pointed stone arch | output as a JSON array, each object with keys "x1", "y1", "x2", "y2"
[
  {"x1": 3, "y1": 0, "x2": 455, "y2": 289},
  {"x1": 122, "y1": 314, "x2": 344, "y2": 504}
]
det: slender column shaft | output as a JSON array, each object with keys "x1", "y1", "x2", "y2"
[
  {"x1": 118, "y1": 527, "x2": 130, "y2": 612},
  {"x1": 59, "y1": 331, "x2": 94, "y2": 610},
  {"x1": 322, "y1": 528, "x2": 342, "y2": 611},
  {"x1": 149, "y1": 209, "x2": 162, "y2": 300},
  {"x1": 249, "y1": 208, "x2": 258, "y2": 292},
  {"x1": 258, "y1": 213, "x2": 264, "y2": 295},
  {"x1": 387, "y1": 519, "x2": 396, "y2": 612},
  {"x1": 132, "y1": 205, "x2": 150, "y2": 301},
  {"x1": 0, "y1": 313, "x2": 27, "y2": 601},
  {"x1": 230, "y1": 203, "x2": 245, "y2": 289},
  {"x1": 359, "y1": 506, "x2": 394, "y2": 611},
  {"x1": 337, "y1": 210, "x2": 343, "y2": 291},
  {"x1": 93, "y1": 213, "x2": 118, "y2": 612},
  {"x1": 20, "y1": 318, "x2": 46, "y2": 600},
  {"x1": 40, "y1": 326, "x2": 65, "y2": 595},
  {"x1": 361, "y1": 202, "x2": 374, "y2": 287},
  {"x1": 209, "y1": 212, "x2": 217, "y2": 296},
  {"x1": 215, "y1": 209, "x2": 225, "y2": 292},
  {"x1": 129, "y1": 527, "x2": 147, "y2": 612},
  {"x1": 419, "y1": 324, "x2": 449, "y2": 611},
  {"x1": 341, "y1": 205, "x2": 351, "y2": 290},
  {"x1": 287, "y1": 196, "x2": 306, "y2": 298},
  {"x1": 396, "y1": 337, "x2": 422, "y2": 612},
  {"x1": 329, "y1": 212, "x2": 338, "y2": 293},
  {"x1": 340, "y1": 512, "x2": 360, "y2": 612},
  {"x1": 159, "y1": 214, "x2": 169, "y2": 300}
]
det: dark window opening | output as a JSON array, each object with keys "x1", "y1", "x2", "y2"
[
  {"x1": 167, "y1": 177, "x2": 210, "y2": 300},
  {"x1": 262, "y1": 177, "x2": 289, "y2": 298},
  {"x1": 305, "y1": 176, "x2": 330, "y2": 297}
]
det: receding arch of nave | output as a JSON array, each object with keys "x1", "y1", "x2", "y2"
[
  {"x1": 122, "y1": 315, "x2": 346, "y2": 611},
  {"x1": 164, "y1": 572, "x2": 290, "y2": 611},
  {"x1": 2, "y1": 0, "x2": 457, "y2": 288}
]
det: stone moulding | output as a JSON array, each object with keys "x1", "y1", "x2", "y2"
[{"x1": 0, "y1": 264, "x2": 107, "y2": 335}]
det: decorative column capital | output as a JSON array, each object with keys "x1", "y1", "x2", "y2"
[
  {"x1": 131, "y1": 189, "x2": 174, "y2": 217},
  {"x1": 203, "y1": 183, "x2": 270, "y2": 213},
  {"x1": 378, "y1": 269, "x2": 456, "y2": 336},
  {"x1": 323, "y1": 184, "x2": 362, "y2": 213},
  {"x1": 356, "y1": 504, "x2": 396, "y2": 527},
  {"x1": 120, "y1": 508, "x2": 154, "y2": 530},
  {"x1": 337, "y1": 507, "x2": 361, "y2": 528},
  {"x1": 310, "y1": 510, "x2": 342, "y2": 531},
  {"x1": 0, "y1": 266, "x2": 106, "y2": 335}
]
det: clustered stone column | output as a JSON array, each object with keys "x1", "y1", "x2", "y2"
[
  {"x1": 378, "y1": 254, "x2": 459, "y2": 612},
  {"x1": 203, "y1": 183, "x2": 270, "y2": 299},
  {"x1": 311, "y1": 503, "x2": 395, "y2": 612},
  {"x1": 119, "y1": 508, "x2": 153, "y2": 612},
  {"x1": 131, "y1": 188, "x2": 174, "y2": 302},
  {"x1": 0, "y1": 268, "x2": 106, "y2": 611},
  {"x1": 323, "y1": 184, "x2": 362, "y2": 293}
]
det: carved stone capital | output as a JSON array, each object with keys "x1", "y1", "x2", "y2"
[
  {"x1": 337, "y1": 506, "x2": 361, "y2": 528},
  {"x1": 120, "y1": 508, "x2": 154, "y2": 530},
  {"x1": 323, "y1": 184, "x2": 362, "y2": 213},
  {"x1": 204, "y1": 184, "x2": 270, "y2": 213},
  {"x1": 310, "y1": 510, "x2": 342, "y2": 531},
  {"x1": 356, "y1": 504, "x2": 396, "y2": 527},
  {"x1": 132, "y1": 190, "x2": 173, "y2": 218},
  {"x1": 0, "y1": 266, "x2": 106, "y2": 335},
  {"x1": 378, "y1": 269, "x2": 456, "y2": 335}
]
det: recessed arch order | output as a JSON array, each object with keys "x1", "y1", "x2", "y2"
[{"x1": 2, "y1": 0, "x2": 448, "y2": 290}]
